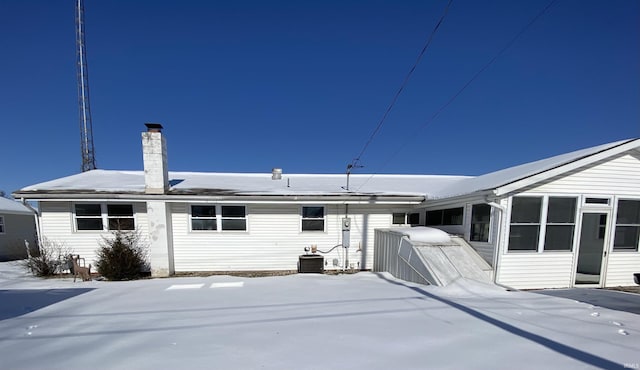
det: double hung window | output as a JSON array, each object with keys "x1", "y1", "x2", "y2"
[
  {"x1": 190, "y1": 205, "x2": 247, "y2": 231},
  {"x1": 191, "y1": 205, "x2": 217, "y2": 230},
  {"x1": 74, "y1": 204, "x2": 135, "y2": 231},
  {"x1": 221, "y1": 206, "x2": 247, "y2": 231},
  {"x1": 302, "y1": 206, "x2": 325, "y2": 231},
  {"x1": 107, "y1": 205, "x2": 135, "y2": 231}
]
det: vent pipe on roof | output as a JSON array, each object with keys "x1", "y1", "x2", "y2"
[{"x1": 272, "y1": 168, "x2": 282, "y2": 180}]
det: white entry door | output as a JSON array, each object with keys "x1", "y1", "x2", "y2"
[{"x1": 574, "y1": 212, "x2": 608, "y2": 286}]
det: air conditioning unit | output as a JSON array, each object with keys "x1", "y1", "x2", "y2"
[{"x1": 298, "y1": 255, "x2": 324, "y2": 274}]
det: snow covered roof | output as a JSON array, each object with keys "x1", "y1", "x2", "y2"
[
  {"x1": 0, "y1": 197, "x2": 33, "y2": 215},
  {"x1": 15, "y1": 170, "x2": 469, "y2": 199},
  {"x1": 428, "y1": 138, "x2": 640, "y2": 199},
  {"x1": 14, "y1": 138, "x2": 639, "y2": 201}
]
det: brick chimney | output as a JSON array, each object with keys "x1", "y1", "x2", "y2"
[{"x1": 142, "y1": 123, "x2": 169, "y2": 194}]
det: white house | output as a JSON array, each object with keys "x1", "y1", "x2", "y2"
[
  {"x1": 13, "y1": 125, "x2": 640, "y2": 289},
  {"x1": 0, "y1": 197, "x2": 37, "y2": 261}
]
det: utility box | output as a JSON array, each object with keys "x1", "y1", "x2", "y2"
[
  {"x1": 342, "y1": 217, "x2": 351, "y2": 248},
  {"x1": 298, "y1": 255, "x2": 324, "y2": 273}
]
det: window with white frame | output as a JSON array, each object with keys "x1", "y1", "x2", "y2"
[
  {"x1": 221, "y1": 206, "x2": 246, "y2": 231},
  {"x1": 191, "y1": 205, "x2": 217, "y2": 230},
  {"x1": 543, "y1": 197, "x2": 576, "y2": 251},
  {"x1": 302, "y1": 206, "x2": 325, "y2": 231},
  {"x1": 508, "y1": 197, "x2": 542, "y2": 251},
  {"x1": 74, "y1": 203, "x2": 135, "y2": 231},
  {"x1": 190, "y1": 205, "x2": 247, "y2": 231},
  {"x1": 75, "y1": 204, "x2": 104, "y2": 231},
  {"x1": 107, "y1": 204, "x2": 135, "y2": 230},
  {"x1": 392, "y1": 213, "x2": 405, "y2": 225},
  {"x1": 613, "y1": 199, "x2": 640, "y2": 251},
  {"x1": 508, "y1": 196, "x2": 577, "y2": 252},
  {"x1": 392, "y1": 212, "x2": 420, "y2": 225},
  {"x1": 470, "y1": 204, "x2": 491, "y2": 242},
  {"x1": 0, "y1": 216, "x2": 5, "y2": 233}
]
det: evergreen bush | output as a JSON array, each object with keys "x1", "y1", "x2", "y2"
[{"x1": 96, "y1": 231, "x2": 149, "y2": 280}]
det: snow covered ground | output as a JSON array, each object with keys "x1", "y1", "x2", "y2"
[{"x1": 0, "y1": 261, "x2": 638, "y2": 370}]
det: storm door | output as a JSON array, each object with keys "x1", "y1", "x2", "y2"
[{"x1": 574, "y1": 213, "x2": 608, "y2": 286}]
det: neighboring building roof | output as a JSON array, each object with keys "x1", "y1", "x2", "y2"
[
  {"x1": 0, "y1": 197, "x2": 34, "y2": 215},
  {"x1": 429, "y1": 138, "x2": 640, "y2": 199}
]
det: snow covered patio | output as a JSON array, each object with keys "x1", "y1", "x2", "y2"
[{"x1": 0, "y1": 262, "x2": 638, "y2": 370}]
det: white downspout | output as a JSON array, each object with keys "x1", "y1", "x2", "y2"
[{"x1": 21, "y1": 199, "x2": 42, "y2": 251}]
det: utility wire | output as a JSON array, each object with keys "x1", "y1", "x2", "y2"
[
  {"x1": 351, "y1": 0, "x2": 559, "y2": 194},
  {"x1": 349, "y1": 0, "x2": 454, "y2": 170}
]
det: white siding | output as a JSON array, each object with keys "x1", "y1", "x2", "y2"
[
  {"x1": 172, "y1": 203, "x2": 396, "y2": 272},
  {"x1": 496, "y1": 253, "x2": 574, "y2": 289},
  {"x1": 38, "y1": 201, "x2": 148, "y2": 267},
  {"x1": 605, "y1": 252, "x2": 640, "y2": 287},
  {"x1": 527, "y1": 152, "x2": 640, "y2": 195}
]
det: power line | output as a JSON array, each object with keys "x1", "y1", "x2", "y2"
[
  {"x1": 351, "y1": 0, "x2": 559, "y2": 194},
  {"x1": 349, "y1": 0, "x2": 454, "y2": 170}
]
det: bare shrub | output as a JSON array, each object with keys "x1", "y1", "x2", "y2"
[{"x1": 21, "y1": 238, "x2": 73, "y2": 277}]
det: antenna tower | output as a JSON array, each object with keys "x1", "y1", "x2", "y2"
[{"x1": 76, "y1": 0, "x2": 96, "y2": 172}]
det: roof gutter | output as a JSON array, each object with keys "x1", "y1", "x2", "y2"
[{"x1": 14, "y1": 193, "x2": 425, "y2": 205}]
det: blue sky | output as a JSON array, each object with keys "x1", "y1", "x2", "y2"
[{"x1": 1, "y1": 0, "x2": 638, "y2": 195}]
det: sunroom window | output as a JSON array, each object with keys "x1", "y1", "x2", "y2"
[
  {"x1": 407, "y1": 212, "x2": 420, "y2": 225},
  {"x1": 543, "y1": 197, "x2": 576, "y2": 251},
  {"x1": 614, "y1": 200, "x2": 640, "y2": 251},
  {"x1": 508, "y1": 196, "x2": 577, "y2": 252},
  {"x1": 508, "y1": 197, "x2": 542, "y2": 251},
  {"x1": 470, "y1": 204, "x2": 491, "y2": 242},
  {"x1": 426, "y1": 207, "x2": 463, "y2": 226}
]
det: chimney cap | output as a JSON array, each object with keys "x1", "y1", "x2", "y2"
[{"x1": 144, "y1": 123, "x2": 163, "y2": 132}]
